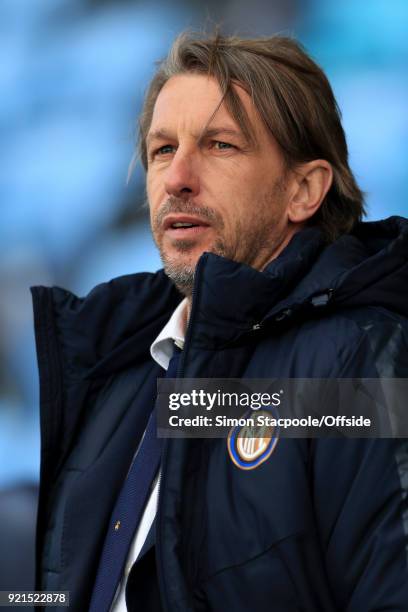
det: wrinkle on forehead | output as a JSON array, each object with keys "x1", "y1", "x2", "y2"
[
  {"x1": 147, "y1": 73, "x2": 286, "y2": 160},
  {"x1": 148, "y1": 74, "x2": 254, "y2": 142}
]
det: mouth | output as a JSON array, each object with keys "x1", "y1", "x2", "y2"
[{"x1": 163, "y1": 214, "x2": 211, "y2": 239}]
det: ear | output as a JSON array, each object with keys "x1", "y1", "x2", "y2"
[{"x1": 287, "y1": 160, "x2": 333, "y2": 223}]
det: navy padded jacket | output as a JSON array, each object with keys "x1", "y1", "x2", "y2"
[{"x1": 32, "y1": 218, "x2": 408, "y2": 611}]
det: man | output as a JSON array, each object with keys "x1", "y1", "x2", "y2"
[{"x1": 32, "y1": 32, "x2": 408, "y2": 611}]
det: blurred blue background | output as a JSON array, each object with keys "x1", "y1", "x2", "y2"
[{"x1": 1, "y1": 0, "x2": 407, "y2": 492}]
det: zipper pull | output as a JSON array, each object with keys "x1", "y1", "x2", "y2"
[{"x1": 311, "y1": 289, "x2": 334, "y2": 308}]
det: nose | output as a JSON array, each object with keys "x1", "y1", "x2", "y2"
[{"x1": 164, "y1": 151, "x2": 200, "y2": 200}]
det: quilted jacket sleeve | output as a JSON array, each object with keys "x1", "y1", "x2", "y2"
[{"x1": 312, "y1": 314, "x2": 408, "y2": 611}]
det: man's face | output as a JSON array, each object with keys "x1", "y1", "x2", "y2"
[{"x1": 146, "y1": 73, "x2": 294, "y2": 295}]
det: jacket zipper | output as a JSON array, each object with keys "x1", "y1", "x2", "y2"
[{"x1": 155, "y1": 255, "x2": 206, "y2": 611}]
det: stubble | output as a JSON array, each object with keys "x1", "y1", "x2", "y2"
[{"x1": 151, "y1": 179, "x2": 287, "y2": 296}]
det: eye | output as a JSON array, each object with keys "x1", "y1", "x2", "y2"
[
  {"x1": 156, "y1": 144, "x2": 176, "y2": 155},
  {"x1": 213, "y1": 141, "x2": 234, "y2": 150}
]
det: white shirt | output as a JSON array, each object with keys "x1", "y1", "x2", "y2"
[{"x1": 110, "y1": 298, "x2": 188, "y2": 611}]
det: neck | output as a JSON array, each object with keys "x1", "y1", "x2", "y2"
[{"x1": 259, "y1": 223, "x2": 303, "y2": 271}]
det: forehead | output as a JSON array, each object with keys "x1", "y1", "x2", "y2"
[{"x1": 148, "y1": 73, "x2": 257, "y2": 137}]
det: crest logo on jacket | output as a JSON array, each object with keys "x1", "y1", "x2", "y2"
[{"x1": 227, "y1": 410, "x2": 279, "y2": 470}]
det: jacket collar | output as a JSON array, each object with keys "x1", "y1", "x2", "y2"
[
  {"x1": 185, "y1": 227, "x2": 325, "y2": 349},
  {"x1": 48, "y1": 216, "x2": 408, "y2": 378}
]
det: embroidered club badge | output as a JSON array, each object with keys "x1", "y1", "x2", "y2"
[{"x1": 227, "y1": 410, "x2": 279, "y2": 470}]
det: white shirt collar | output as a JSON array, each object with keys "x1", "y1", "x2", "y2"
[{"x1": 150, "y1": 298, "x2": 188, "y2": 370}]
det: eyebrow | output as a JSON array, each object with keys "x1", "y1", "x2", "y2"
[
  {"x1": 198, "y1": 127, "x2": 245, "y2": 144},
  {"x1": 146, "y1": 126, "x2": 245, "y2": 146},
  {"x1": 146, "y1": 128, "x2": 174, "y2": 145}
]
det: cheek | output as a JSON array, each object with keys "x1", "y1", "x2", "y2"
[
  {"x1": 146, "y1": 174, "x2": 162, "y2": 214},
  {"x1": 217, "y1": 181, "x2": 251, "y2": 227}
]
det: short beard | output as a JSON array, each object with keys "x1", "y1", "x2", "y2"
[
  {"x1": 160, "y1": 238, "x2": 194, "y2": 295},
  {"x1": 163, "y1": 260, "x2": 196, "y2": 296},
  {"x1": 153, "y1": 198, "x2": 225, "y2": 296},
  {"x1": 152, "y1": 178, "x2": 287, "y2": 296},
  {"x1": 161, "y1": 236, "x2": 228, "y2": 296}
]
